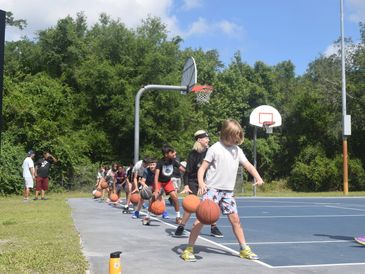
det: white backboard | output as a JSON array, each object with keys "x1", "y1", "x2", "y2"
[
  {"x1": 249, "y1": 105, "x2": 282, "y2": 127},
  {"x1": 181, "y1": 57, "x2": 197, "y2": 94}
]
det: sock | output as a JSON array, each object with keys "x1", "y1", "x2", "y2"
[
  {"x1": 176, "y1": 211, "x2": 181, "y2": 218},
  {"x1": 240, "y1": 243, "x2": 248, "y2": 250}
]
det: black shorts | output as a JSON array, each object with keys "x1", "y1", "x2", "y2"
[{"x1": 187, "y1": 180, "x2": 199, "y2": 195}]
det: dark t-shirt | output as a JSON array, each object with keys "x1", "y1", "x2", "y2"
[
  {"x1": 143, "y1": 168, "x2": 155, "y2": 186},
  {"x1": 36, "y1": 157, "x2": 54, "y2": 178},
  {"x1": 116, "y1": 171, "x2": 126, "y2": 184},
  {"x1": 156, "y1": 158, "x2": 181, "y2": 183},
  {"x1": 184, "y1": 149, "x2": 207, "y2": 185}
]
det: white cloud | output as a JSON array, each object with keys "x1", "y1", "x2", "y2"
[
  {"x1": 181, "y1": 0, "x2": 203, "y2": 11},
  {"x1": 1, "y1": 0, "x2": 175, "y2": 40},
  {"x1": 1, "y1": 0, "x2": 244, "y2": 43},
  {"x1": 347, "y1": 0, "x2": 365, "y2": 23},
  {"x1": 217, "y1": 20, "x2": 243, "y2": 37},
  {"x1": 324, "y1": 43, "x2": 340, "y2": 57}
]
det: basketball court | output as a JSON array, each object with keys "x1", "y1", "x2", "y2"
[{"x1": 161, "y1": 196, "x2": 365, "y2": 270}]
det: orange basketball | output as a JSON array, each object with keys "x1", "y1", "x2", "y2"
[
  {"x1": 182, "y1": 194, "x2": 201, "y2": 213},
  {"x1": 196, "y1": 200, "x2": 221, "y2": 225},
  {"x1": 149, "y1": 199, "x2": 165, "y2": 215},
  {"x1": 100, "y1": 179, "x2": 108, "y2": 189},
  {"x1": 110, "y1": 193, "x2": 118, "y2": 202},
  {"x1": 94, "y1": 190, "x2": 102, "y2": 198},
  {"x1": 130, "y1": 193, "x2": 141, "y2": 204}
]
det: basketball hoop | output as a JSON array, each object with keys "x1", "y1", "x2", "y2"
[
  {"x1": 262, "y1": 121, "x2": 275, "y2": 134},
  {"x1": 191, "y1": 85, "x2": 213, "y2": 104}
]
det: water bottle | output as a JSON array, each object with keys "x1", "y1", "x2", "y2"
[{"x1": 109, "y1": 251, "x2": 122, "y2": 274}]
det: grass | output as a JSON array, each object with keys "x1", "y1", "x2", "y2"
[{"x1": 0, "y1": 192, "x2": 89, "y2": 274}]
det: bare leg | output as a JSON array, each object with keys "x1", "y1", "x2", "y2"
[
  {"x1": 188, "y1": 220, "x2": 204, "y2": 246},
  {"x1": 227, "y1": 212, "x2": 246, "y2": 244},
  {"x1": 169, "y1": 191, "x2": 180, "y2": 213}
]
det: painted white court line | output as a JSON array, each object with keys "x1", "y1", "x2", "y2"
[
  {"x1": 325, "y1": 205, "x2": 365, "y2": 212},
  {"x1": 269, "y1": 262, "x2": 365, "y2": 269},
  {"x1": 158, "y1": 218, "x2": 271, "y2": 268},
  {"x1": 218, "y1": 240, "x2": 352, "y2": 245},
  {"x1": 190, "y1": 214, "x2": 365, "y2": 219}
]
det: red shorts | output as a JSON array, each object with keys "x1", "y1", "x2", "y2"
[
  {"x1": 154, "y1": 180, "x2": 175, "y2": 195},
  {"x1": 36, "y1": 177, "x2": 49, "y2": 191}
]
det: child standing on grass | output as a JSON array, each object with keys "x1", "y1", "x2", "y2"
[{"x1": 181, "y1": 119, "x2": 264, "y2": 262}]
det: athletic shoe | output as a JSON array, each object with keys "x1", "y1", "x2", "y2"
[
  {"x1": 210, "y1": 226, "x2": 224, "y2": 238},
  {"x1": 41, "y1": 197, "x2": 48, "y2": 200},
  {"x1": 354, "y1": 236, "x2": 365, "y2": 245},
  {"x1": 239, "y1": 246, "x2": 259, "y2": 260},
  {"x1": 132, "y1": 211, "x2": 140, "y2": 219},
  {"x1": 162, "y1": 211, "x2": 170, "y2": 219},
  {"x1": 142, "y1": 217, "x2": 151, "y2": 225},
  {"x1": 33, "y1": 197, "x2": 39, "y2": 200},
  {"x1": 180, "y1": 247, "x2": 196, "y2": 262},
  {"x1": 174, "y1": 225, "x2": 185, "y2": 236},
  {"x1": 175, "y1": 217, "x2": 182, "y2": 224}
]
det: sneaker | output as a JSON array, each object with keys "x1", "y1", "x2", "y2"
[
  {"x1": 132, "y1": 211, "x2": 140, "y2": 219},
  {"x1": 41, "y1": 197, "x2": 48, "y2": 200},
  {"x1": 175, "y1": 225, "x2": 185, "y2": 236},
  {"x1": 175, "y1": 217, "x2": 182, "y2": 224},
  {"x1": 181, "y1": 247, "x2": 196, "y2": 262},
  {"x1": 162, "y1": 211, "x2": 170, "y2": 219},
  {"x1": 142, "y1": 217, "x2": 151, "y2": 225},
  {"x1": 33, "y1": 197, "x2": 39, "y2": 200},
  {"x1": 239, "y1": 246, "x2": 259, "y2": 260},
  {"x1": 354, "y1": 236, "x2": 365, "y2": 245},
  {"x1": 210, "y1": 225, "x2": 224, "y2": 238}
]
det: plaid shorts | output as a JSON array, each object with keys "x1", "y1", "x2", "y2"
[{"x1": 202, "y1": 188, "x2": 237, "y2": 215}]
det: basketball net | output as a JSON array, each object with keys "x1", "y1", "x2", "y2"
[
  {"x1": 262, "y1": 121, "x2": 275, "y2": 134},
  {"x1": 191, "y1": 85, "x2": 213, "y2": 104}
]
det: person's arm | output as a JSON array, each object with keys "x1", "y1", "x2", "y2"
[
  {"x1": 49, "y1": 154, "x2": 58, "y2": 163},
  {"x1": 153, "y1": 169, "x2": 160, "y2": 199},
  {"x1": 242, "y1": 161, "x2": 264, "y2": 186},
  {"x1": 30, "y1": 166, "x2": 35, "y2": 179},
  {"x1": 197, "y1": 160, "x2": 209, "y2": 195}
]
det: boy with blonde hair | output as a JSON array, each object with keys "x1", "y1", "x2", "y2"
[{"x1": 181, "y1": 119, "x2": 264, "y2": 262}]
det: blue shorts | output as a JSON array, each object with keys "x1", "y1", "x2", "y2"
[{"x1": 202, "y1": 188, "x2": 237, "y2": 215}]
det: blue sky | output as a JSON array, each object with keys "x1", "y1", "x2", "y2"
[{"x1": 2, "y1": 0, "x2": 365, "y2": 75}]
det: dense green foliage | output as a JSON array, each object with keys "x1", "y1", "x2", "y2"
[{"x1": 1, "y1": 13, "x2": 365, "y2": 194}]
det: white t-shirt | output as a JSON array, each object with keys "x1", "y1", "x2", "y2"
[
  {"x1": 22, "y1": 157, "x2": 34, "y2": 178},
  {"x1": 132, "y1": 160, "x2": 145, "y2": 177},
  {"x1": 204, "y1": 141, "x2": 248, "y2": 191}
]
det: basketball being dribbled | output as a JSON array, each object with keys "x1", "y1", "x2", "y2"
[
  {"x1": 140, "y1": 187, "x2": 152, "y2": 200},
  {"x1": 149, "y1": 199, "x2": 165, "y2": 215},
  {"x1": 94, "y1": 190, "x2": 102, "y2": 198},
  {"x1": 182, "y1": 194, "x2": 201, "y2": 213},
  {"x1": 100, "y1": 179, "x2": 108, "y2": 189},
  {"x1": 130, "y1": 193, "x2": 141, "y2": 204},
  {"x1": 196, "y1": 199, "x2": 221, "y2": 225},
  {"x1": 109, "y1": 193, "x2": 118, "y2": 202}
]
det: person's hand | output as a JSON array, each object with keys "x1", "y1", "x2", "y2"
[
  {"x1": 153, "y1": 190, "x2": 159, "y2": 200},
  {"x1": 180, "y1": 185, "x2": 192, "y2": 194},
  {"x1": 131, "y1": 188, "x2": 138, "y2": 194},
  {"x1": 197, "y1": 182, "x2": 207, "y2": 196},
  {"x1": 253, "y1": 178, "x2": 264, "y2": 186}
]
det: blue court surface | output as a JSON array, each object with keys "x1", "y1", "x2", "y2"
[{"x1": 163, "y1": 197, "x2": 365, "y2": 269}]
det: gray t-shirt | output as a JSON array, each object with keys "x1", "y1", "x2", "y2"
[{"x1": 204, "y1": 141, "x2": 248, "y2": 191}]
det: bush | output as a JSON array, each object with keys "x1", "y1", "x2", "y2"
[
  {"x1": 288, "y1": 144, "x2": 365, "y2": 192},
  {"x1": 0, "y1": 134, "x2": 27, "y2": 195}
]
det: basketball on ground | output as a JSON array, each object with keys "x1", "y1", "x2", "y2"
[
  {"x1": 109, "y1": 193, "x2": 118, "y2": 202},
  {"x1": 196, "y1": 199, "x2": 220, "y2": 225},
  {"x1": 182, "y1": 194, "x2": 201, "y2": 213},
  {"x1": 149, "y1": 199, "x2": 165, "y2": 215},
  {"x1": 130, "y1": 193, "x2": 141, "y2": 204}
]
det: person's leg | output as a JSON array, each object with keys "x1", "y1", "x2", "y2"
[
  {"x1": 41, "y1": 177, "x2": 49, "y2": 199},
  {"x1": 34, "y1": 177, "x2": 41, "y2": 200},
  {"x1": 181, "y1": 220, "x2": 204, "y2": 261}
]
